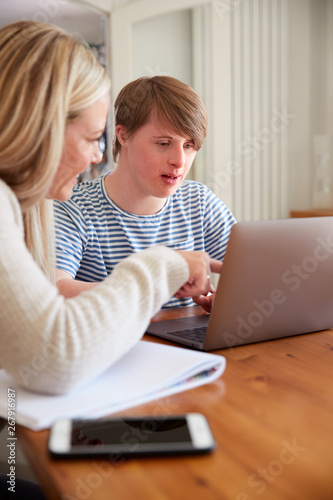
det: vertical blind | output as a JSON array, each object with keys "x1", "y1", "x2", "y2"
[{"x1": 230, "y1": 0, "x2": 289, "y2": 220}]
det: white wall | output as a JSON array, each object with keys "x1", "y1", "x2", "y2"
[
  {"x1": 65, "y1": 1, "x2": 333, "y2": 214},
  {"x1": 107, "y1": 0, "x2": 333, "y2": 218},
  {"x1": 132, "y1": 10, "x2": 192, "y2": 85},
  {"x1": 0, "y1": 0, "x2": 107, "y2": 44},
  {"x1": 288, "y1": 0, "x2": 333, "y2": 210}
]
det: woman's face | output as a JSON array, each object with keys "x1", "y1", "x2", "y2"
[{"x1": 48, "y1": 93, "x2": 109, "y2": 201}]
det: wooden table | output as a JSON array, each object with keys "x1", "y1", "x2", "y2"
[
  {"x1": 290, "y1": 209, "x2": 333, "y2": 218},
  {"x1": 17, "y1": 306, "x2": 333, "y2": 500}
]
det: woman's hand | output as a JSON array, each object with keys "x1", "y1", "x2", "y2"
[{"x1": 175, "y1": 251, "x2": 221, "y2": 300}]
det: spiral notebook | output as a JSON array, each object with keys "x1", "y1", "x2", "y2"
[{"x1": 0, "y1": 341, "x2": 225, "y2": 430}]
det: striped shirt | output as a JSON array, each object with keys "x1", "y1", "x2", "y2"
[{"x1": 54, "y1": 173, "x2": 236, "y2": 308}]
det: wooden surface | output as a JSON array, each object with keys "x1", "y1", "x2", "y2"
[
  {"x1": 290, "y1": 208, "x2": 333, "y2": 217},
  {"x1": 17, "y1": 306, "x2": 333, "y2": 500}
]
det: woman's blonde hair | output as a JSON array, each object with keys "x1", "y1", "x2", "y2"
[
  {"x1": 112, "y1": 76, "x2": 207, "y2": 162},
  {"x1": 0, "y1": 21, "x2": 111, "y2": 280}
]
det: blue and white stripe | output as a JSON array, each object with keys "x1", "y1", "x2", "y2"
[{"x1": 54, "y1": 173, "x2": 236, "y2": 308}]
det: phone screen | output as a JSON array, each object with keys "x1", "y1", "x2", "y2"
[
  {"x1": 71, "y1": 417, "x2": 191, "y2": 448},
  {"x1": 49, "y1": 414, "x2": 215, "y2": 457}
]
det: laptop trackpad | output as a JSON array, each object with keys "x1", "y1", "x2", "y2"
[{"x1": 146, "y1": 315, "x2": 210, "y2": 334}]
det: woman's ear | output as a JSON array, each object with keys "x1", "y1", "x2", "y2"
[{"x1": 115, "y1": 125, "x2": 128, "y2": 146}]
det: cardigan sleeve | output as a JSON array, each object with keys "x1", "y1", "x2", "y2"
[{"x1": 0, "y1": 181, "x2": 189, "y2": 395}]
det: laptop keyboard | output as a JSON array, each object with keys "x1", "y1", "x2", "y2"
[{"x1": 168, "y1": 326, "x2": 207, "y2": 342}]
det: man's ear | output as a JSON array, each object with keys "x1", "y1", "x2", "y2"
[{"x1": 115, "y1": 125, "x2": 128, "y2": 146}]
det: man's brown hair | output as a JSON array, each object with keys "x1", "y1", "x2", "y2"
[{"x1": 112, "y1": 76, "x2": 207, "y2": 162}]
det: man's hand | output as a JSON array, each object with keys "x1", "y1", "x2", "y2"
[{"x1": 192, "y1": 292, "x2": 216, "y2": 314}]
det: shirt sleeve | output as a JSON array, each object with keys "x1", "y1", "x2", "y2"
[
  {"x1": 0, "y1": 185, "x2": 189, "y2": 395},
  {"x1": 202, "y1": 186, "x2": 236, "y2": 261},
  {"x1": 54, "y1": 199, "x2": 86, "y2": 278}
]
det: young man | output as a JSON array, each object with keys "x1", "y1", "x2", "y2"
[{"x1": 54, "y1": 76, "x2": 236, "y2": 309}]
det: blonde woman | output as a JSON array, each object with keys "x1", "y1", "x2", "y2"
[{"x1": 0, "y1": 21, "x2": 221, "y2": 397}]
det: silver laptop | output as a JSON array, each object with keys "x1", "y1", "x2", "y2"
[{"x1": 146, "y1": 217, "x2": 333, "y2": 350}]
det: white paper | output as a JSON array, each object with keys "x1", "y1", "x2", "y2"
[{"x1": 0, "y1": 341, "x2": 226, "y2": 430}]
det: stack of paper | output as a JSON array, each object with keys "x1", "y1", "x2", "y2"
[{"x1": 0, "y1": 341, "x2": 226, "y2": 430}]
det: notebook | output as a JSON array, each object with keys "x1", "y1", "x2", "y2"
[
  {"x1": 0, "y1": 341, "x2": 226, "y2": 430},
  {"x1": 146, "y1": 217, "x2": 333, "y2": 350}
]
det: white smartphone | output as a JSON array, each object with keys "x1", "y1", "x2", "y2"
[{"x1": 48, "y1": 413, "x2": 215, "y2": 458}]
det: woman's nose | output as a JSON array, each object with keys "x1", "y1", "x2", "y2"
[{"x1": 91, "y1": 141, "x2": 103, "y2": 165}]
